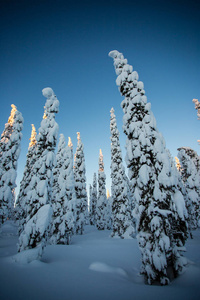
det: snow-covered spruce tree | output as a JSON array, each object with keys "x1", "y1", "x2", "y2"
[
  {"x1": 60, "y1": 137, "x2": 77, "y2": 244},
  {"x1": 15, "y1": 124, "x2": 37, "y2": 234},
  {"x1": 74, "y1": 132, "x2": 87, "y2": 234},
  {"x1": 67, "y1": 137, "x2": 77, "y2": 232},
  {"x1": 110, "y1": 107, "x2": 135, "y2": 238},
  {"x1": 177, "y1": 147, "x2": 200, "y2": 229},
  {"x1": 0, "y1": 105, "x2": 23, "y2": 224},
  {"x1": 106, "y1": 189, "x2": 113, "y2": 230},
  {"x1": 18, "y1": 88, "x2": 59, "y2": 254},
  {"x1": 109, "y1": 50, "x2": 188, "y2": 285},
  {"x1": 51, "y1": 135, "x2": 76, "y2": 244},
  {"x1": 50, "y1": 134, "x2": 66, "y2": 244},
  {"x1": 96, "y1": 149, "x2": 107, "y2": 230},
  {"x1": 193, "y1": 99, "x2": 200, "y2": 145},
  {"x1": 89, "y1": 173, "x2": 98, "y2": 225},
  {"x1": 89, "y1": 184, "x2": 93, "y2": 223}
]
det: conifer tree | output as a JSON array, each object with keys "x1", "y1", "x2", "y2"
[
  {"x1": 193, "y1": 98, "x2": 200, "y2": 119},
  {"x1": 96, "y1": 149, "x2": 107, "y2": 230},
  {"x1": 89, "y1": 173, "x2": 97, "y2": 225},
  {"x1": 51, "y1": 135, "x2": 76, "y2": 244},
  {"x1": 74, "y1": 132, "x2": 87, "y2": 234},
  {"x1": 0, "y1": 104, "x2": 23, "y2": 224},
  {"x1": 110, "y1": 107, "x2": 134, "y2": 238},
  {"x1": 106, "y1": 189, "x2": 113, "y2": 230},
  {"x1": 178, "y1": 147, "x2": 200, "y2": 229},
  {"x1": 192, "y1": 99, "x2": 200, "y2": 145},
  {"x1": 16, "y1": 124, "x2": 37, "y2": 234},
  {"x1": 50, "y1": 134, "x2": 66, "y2": 244},
  {"x1": 109, "y1": 50, "x2": 188, "y2": 285},
  {"x1": 67, "y1": 137, "x2": 77, "y2": 232},
  {"x1": 89, "y1": 184, "x2": 93, "y2": 223},
  {"x1": 18, "y1": 87, "x2": 59, "y2": 254}
]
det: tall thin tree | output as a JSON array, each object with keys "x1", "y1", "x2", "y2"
[
  {"x1": 89, "y1": 173, "x2": 97, "y2": 225},
  {"x1": 96, "y1": 149, "x2": 107, "y2": 230},
  {"x1": 0, "y1": 104, "x2": 23, "y2": 224},
  {"x1": 74, "y1": 132, "x2": 87, "y2": 234},
  {"x1": 110, "y1": 107, "x2": 134, "y2": 238},
  {"x1": 16, "y1": 124, "x2": 37, "y2": 234}
]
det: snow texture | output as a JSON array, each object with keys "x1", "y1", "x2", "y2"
[{"x1": 1, "y1": 221, "x2": 200, "y2": 300}]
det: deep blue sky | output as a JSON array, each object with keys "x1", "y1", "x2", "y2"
[{"x1": 0, "y1": 0, "x2": 199, "y2": 195}]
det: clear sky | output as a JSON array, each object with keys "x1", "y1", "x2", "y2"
[{"x1": 0, "y1": 0, "x2": 199, "y2": 196}]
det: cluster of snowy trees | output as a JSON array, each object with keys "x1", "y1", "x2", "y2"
[
  {"x1": 0, "y1": 86, "x2": 134, "y2": 259},
  {"x1": 0, "y1": 51, "x2": 199, "y2": 286}
]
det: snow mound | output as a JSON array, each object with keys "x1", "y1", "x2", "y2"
[
  {"x1": 12, "y1": 244, "x2": 43, "y2": 264},
  {"x1": 89, "y1": 262, "x2": 127, "y2": 277},
  {"x1": 0, "y1": 221, "x2": 18, "y2": 236},
  {"x1": 42, "y1": 87, "x2": 54, "y2": 98}
]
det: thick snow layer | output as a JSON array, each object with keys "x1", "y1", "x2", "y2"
[
  {"x1": 89, "y1": 262, "x2": 127, "y2": 277},
  {"x1": 42, "y1": 87, "x2": 54, "y2": 98},
  {"x1": 12, "y1": 245, "x2": 43, "y2": 264},
  {"x1": 1, "y1": 221, "x2": 200, "y2": 300}
]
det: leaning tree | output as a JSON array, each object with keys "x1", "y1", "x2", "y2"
[{"x1": 109, "y1": 50, "x2": 188, "y2": 285}]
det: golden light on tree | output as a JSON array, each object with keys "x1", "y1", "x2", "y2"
[
  {"x1": 107, "y1": 189, "x2": 110, "y2": 199},
  {"x1": 8, "y1": 104, "x2": 17, "y2": 126},
  {"x1": 29, "y1": 124, "x2": 37, "y2": 148},
  {"x1": 99, "y1": 149, "x2": 104, "y2": 172},
  {"x1": 175, "y1": 157, "x2": 181, "y2": 171},
  {"x1": 68, "y1": 137, "x2": 73, "y2": 148},
  {"x1": 77, "y1": 132, "x2": 80, "y2": 142}
]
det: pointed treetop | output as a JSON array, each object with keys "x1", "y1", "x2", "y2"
[
  {"x1": 68, "y1": 137, "x2": 73, "y2": 148},
  {"x1": 175, "y1": 156, "x2": 181, "y2": 171},
  {"x1": 110, "y1": 107, "x2": 115, "y2": 114},
  {"x1": 8, "y1": 104, "x2": 17, "y2": 126},
  {"x1": 77, "y1": 132, "x2": 81, "y2": 142},
  {"x1": 29, "y1": 124, "x2": 37, "y2": 148},
  {"x1": 99, "y1": 149, "x2": 104, "y2": 172},
  {"x1": 58, "y1": 133, "x2": 66, "y2": 147}
]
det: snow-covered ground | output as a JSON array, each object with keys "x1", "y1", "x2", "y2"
[{"x1": 0, "y1": 221, "x2": 200, "y2": 300}]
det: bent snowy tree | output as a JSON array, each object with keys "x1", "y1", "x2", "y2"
[{"x1": 109, "y1": 50, "x2": 188, "y2": 285}]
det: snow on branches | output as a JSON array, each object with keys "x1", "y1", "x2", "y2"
[{"x1": 109, "y1": 50, "x2": 188, "y2": 285}]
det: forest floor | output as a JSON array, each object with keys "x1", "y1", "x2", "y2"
[{"x1": 0, "y1": 221, "x2": 200, "y2": 300}]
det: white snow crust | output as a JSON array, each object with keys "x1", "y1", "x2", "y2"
[{"x1": 0, "y1": 222, "x2": 200, "y2": 300}]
